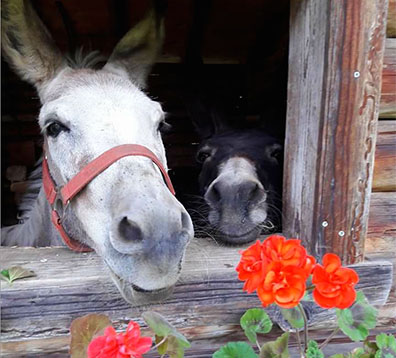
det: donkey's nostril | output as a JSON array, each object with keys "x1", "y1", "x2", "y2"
[
  {"x1": 247, "y1": 182, "x2": 259, "y2": 200},
  {"x1": 181, "y1": 211, "x2": 191, "y2": 231},
  {"x1": 118, "y1": 217, "x2": 143, "y2": 242},
  {"x1": 207, "y1": 182, "x2": 222, "y2": 204},
  {"x1": 242, "y1": 181, "x2": 264, "y2": 203}
]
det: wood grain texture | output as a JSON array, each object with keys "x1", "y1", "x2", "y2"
[
  {"x1": 387, "y1": 0, "x2": 396, "y2": 37},
  {"x1": 380, "y1": 39, "x2": 396, "y2": 118},
  {"x1": 367, "y1": 192, "x2": 396, "y2": 249},
  {"x1": 0, "y1": 244, "x2": 393, "y2": 357},
  {"x1": 372, "y1": 120, "x2": 396, "y2": 191},
  {"x1": 284, "y1": 0, "x2": 389, "y2": 264}
]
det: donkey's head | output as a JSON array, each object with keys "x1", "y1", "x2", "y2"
[
  {"x1": 190, "y1": 105, "x2": 283, "y2": 244},
  {"x1": 2, "y1": 0, "x2": 193, "y2": 303}
]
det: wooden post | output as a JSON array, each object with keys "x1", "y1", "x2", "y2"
[{"x1": 283, "y1": 0, "x2": 389, "y2": 264}]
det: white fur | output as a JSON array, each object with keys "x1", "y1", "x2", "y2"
[
  {"x1": 1, "y1": 1, "x2": 193, "y2": 302},
  {"x1": 216, "y1": 157, "x2": 262, "y2": 188},
  {"x1": 38, "y1": 68, "x2": 193, "y2": 292}
]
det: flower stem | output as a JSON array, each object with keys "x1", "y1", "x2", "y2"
[
  {"x1": 297, "y1": 303, "x2": 309, "y2": 352},
  {"x1": 295, "y1": 329, "x2": 303, "y2": 358},
  {"x1": 256, "y1": 338, "x2": 262, "y2": 352},
  {"x1": 151, "y1": 336, "x2": 168, "y2": 351},
  {"x1": 319, "y1": 327, "x2": 340, "y2": 350}
]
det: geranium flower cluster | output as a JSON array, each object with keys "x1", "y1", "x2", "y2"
[
  {"x1": 236, "y1": 235, "x2": 359, "y2": 309},
  {"x1": 87, "y1": 321, "x2": 152, "y2": 358}
]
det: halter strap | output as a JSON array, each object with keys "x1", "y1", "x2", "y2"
[{"x1": 42, "y1": 144, "x2": 175, "y2": 252}]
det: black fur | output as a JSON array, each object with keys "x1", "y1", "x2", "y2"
[{"x1": 195, "y1": 128, "x2": 283, "y2": 235}]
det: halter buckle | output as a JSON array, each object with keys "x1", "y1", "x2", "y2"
[{"x1": 51, "y1": 189, "x2": 69, "y2": 224}]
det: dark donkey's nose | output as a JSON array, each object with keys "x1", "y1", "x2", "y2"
[{"x1": 206, "y1": 179, "x2": 266, "y2": 207}]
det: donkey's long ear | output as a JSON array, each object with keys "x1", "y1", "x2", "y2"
[
  {"x1": 104, "y1": 1, "x2": 165, "y2": 89},
  {"x1": 1, "y1": 0, "x2": 64, "y2": 91}
]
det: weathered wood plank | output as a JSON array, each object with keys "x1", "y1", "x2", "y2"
[
  {"x1": 387, "y1": 0, "x2": 396, "y2": 37},
  {"x1": 367, "y1": 192, "x2": 396, "y2": 253},
  {"x1": 380, "y1": 39, "x2": 396, "y2": 118},
  {"x1": 0, "y1": 243, "x2": 393, "y2": 357},
  {"x1": 284, "y1": 0, "x2": 389, "y2": 264},
  {"x1": 372, "y1": 120, "x2": 396, "y2": 191}
]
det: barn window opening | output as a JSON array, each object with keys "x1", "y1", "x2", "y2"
[{"x1": 1, "y1": 0, "x2": 290, "y2": 244}]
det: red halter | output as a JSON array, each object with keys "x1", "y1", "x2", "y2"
[{"x1": 42, "y1": 144, "x2": 175, "y2": 252}]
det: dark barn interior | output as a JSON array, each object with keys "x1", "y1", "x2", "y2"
[{"x1": 1, "y1": 0, "x2": 290, "y2": 227}]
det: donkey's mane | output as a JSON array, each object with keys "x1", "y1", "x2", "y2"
[{"x1": 65, "y1": 49, "x2": 106, "y2": 70}]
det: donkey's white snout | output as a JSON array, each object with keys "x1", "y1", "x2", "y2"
[{"x1": 110, "y1": 203, "x2": 193, "y2": 257}]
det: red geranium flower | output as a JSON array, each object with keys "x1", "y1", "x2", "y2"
[
  {"x1": 261, "y1": 235, "x2": 316, "y2": 278},
  {"x1": 236, "y1": 235, "x2": 316, "y2": 308},
  {"x1": 120, "y1": 322, "x2": 153, "y2": 357},
  {"x1": 87, "y1": 321, "x2": 152, "y2": 358},
  {"x1": 236, "y1": 240, "x2": 264, "y2": 293},
  {"x1": 312, "y1": 253, "x2": 359, "y2": 309},
  {"x1": 257, "y1": 263, "x2": 308, "y2": 308}
]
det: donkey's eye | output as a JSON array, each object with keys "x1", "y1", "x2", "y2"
[
  {"x1": 196, "y1": 151, "x2": 211, "y2": 163},
  {"x1": 46, "y1": 121, "x2": 69, "y2": 138},
  {"x1": 158, "y1": 121, "x2": 172, "y2": 134}
]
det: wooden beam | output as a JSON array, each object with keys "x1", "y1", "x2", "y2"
[
  {"x1": 379, "y1": 39, "x2": 396, "y2": 118},
  {"x1": 0, "y1": 245, "x2": 393, "y2": 358},
  {"x1": 284, "y1": 0, "x2": 389, "y2": 264},
  {"x1": 372, "y1": 120, "x2": 396, "y2": 191}
]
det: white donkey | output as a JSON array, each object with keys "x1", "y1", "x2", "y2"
[{"x1": 1, "y1": 0, "x2": 194, "y2": 304}]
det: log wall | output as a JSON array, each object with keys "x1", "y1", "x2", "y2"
[
  {"x1": 370, "y1": 0, "x2": 396, "y2": 264},
  {"x1": 387, "y1": 0, "x2": 396, "y2": 37},
  {"x1": 380, "y1": 39, "x2": 396, "y2": 118}
]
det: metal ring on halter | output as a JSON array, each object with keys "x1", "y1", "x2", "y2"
[{"x1": 52, "y1": 190, "x2": 70, "y2": 224}]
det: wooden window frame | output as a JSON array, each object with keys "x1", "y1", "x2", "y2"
[{"x1": 283, "y1": 0, "x2": 389, "y2": 264}]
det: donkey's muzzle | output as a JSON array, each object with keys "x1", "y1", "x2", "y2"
[{"x1": 110, "y1": 207, "x2": 192, "y2": 259}]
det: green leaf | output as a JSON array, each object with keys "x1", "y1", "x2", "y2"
[
  {"x1": 69, "y1": 313, "x2": 112, "y2": 358},
  {"x1": 142, "y1": 311, "x2": 190, "y2": 357},
  {"x1": 260, "y1": 332, "x2": 290, "y2": 358},
  {"x1": 165, "y1": 336, "x2": 191, "y2": 358},
  {"x1": 351, "y1": 348, "x2": 366, "y2": 358},
  {"x1": 329, "y1": 355, "x2": 346, "y2": 358},
  {"x1": 213, "y1": 342, "x2": 258, "y2": 358},
  {"x1": 306, "y1": 340, "x2": 324, "y2": 358},
  {"x1": 375, "y1": 333, "x2": 396, "y2": 358},
  {"x1": 0, "y1": 266, "x2": 35, "y2": 284},
  {"x1": 240, "y1": 308, "x2": 273, "y2": 344},
  {"x1": 364, "y1": 339, "x2": 379, "y2": 354},
  {"x1": 142, "y1": 311, "x2": 190, "y2": 346},
  {"x1": 1, "y1": 269, "x2": 10, "y2": 280},
  {"x1": 336, "y1": 292, "x2": 377, "y2": 342},
  {"x1": 376, "y1": 334, "x2": 389, "y2": 349},
  {"x1": 280, "y1": 307, "x2": 304, "y2": 329},
  {"x1": 353, "y1": 339, "x2": 379, "y2": 358}
]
